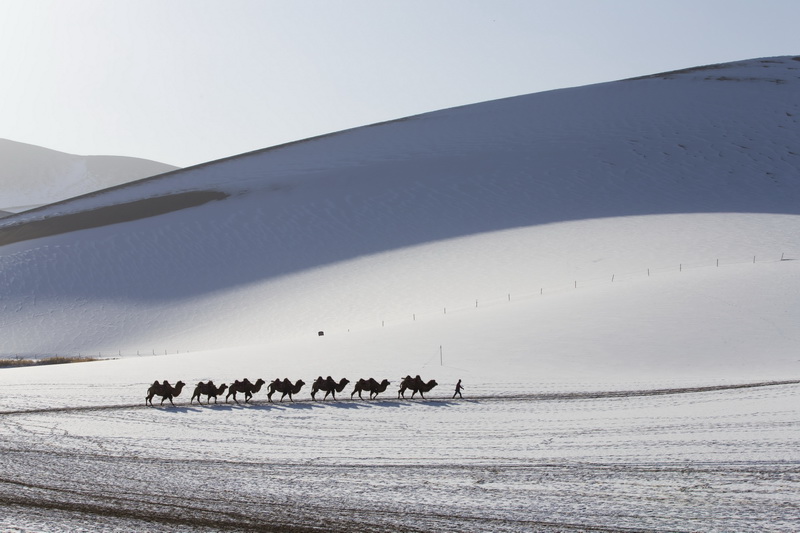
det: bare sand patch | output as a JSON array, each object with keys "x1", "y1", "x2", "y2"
[{"x1": 0, "y1": 190, "x2": 228, "y2": 247}]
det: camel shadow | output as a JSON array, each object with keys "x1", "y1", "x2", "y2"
[
  {"x1": 151, "y1": 398, "x2": 459, "y2": 412},
  {"x1": 371, "y1": 400, "x2": 409, "y2": 408},
  {"x1": 195, "y1": 402, "x2": 282, "y2": 412},
  {"x1": 153, "y1": 405, "x2": 201, "y2": 413},
  {"x1": 418, "y1": 399, "x2": 457, "y2": 407},
  {"x1": 391, "y1": 398, "x2": 458, "y2": 407},
  {"x1": 275, "y1": 401, "x2": 317, "y2": 410},
  {"x1": 317, "y1": 401, "x2": 365, "y2": 410}
]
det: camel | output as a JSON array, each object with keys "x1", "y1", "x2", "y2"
[
  {"x1": 225, "y1": 378, "x2": 266, "y2": 404},
  {"x1": 311, "y1": 376, "x2": 350, "y2": 401},
  {"x1": 267, "y1": 378, "x2": 305, "y2": 402},
  {"x1": 191, "y1": 381, "x2": 228, "y2": 404},
  {"x1": 351, "y1": 378, "x2": 391, "y2": 400},
  {"x1": 397, "y1": 375, "x2": 415, "y2": 399},
  {"x1": 146, "y1": 380, "x2": 186, "y2": 406},
  {"x1": 398, "y1": 375, "x2": 438, "y2": 399}
]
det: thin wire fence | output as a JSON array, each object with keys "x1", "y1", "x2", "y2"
[
  {"x1": 376, "y1": 251, "x2": 796, "y2": 328},
  {"x1": 5, "y1": 251, "x2": 794, "y2": 361}
]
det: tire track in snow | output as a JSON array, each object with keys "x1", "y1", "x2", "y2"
[{"x1": 0, "y1": 471, "x2": 686, "y2": 533}]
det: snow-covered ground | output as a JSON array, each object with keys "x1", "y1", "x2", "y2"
[{"x1": 1, "y1": 56, "x2": 799, "y2": 531}]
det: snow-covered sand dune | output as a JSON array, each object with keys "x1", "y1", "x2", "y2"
[
  {"x1": 0, "y1": 138, "x2": 178, "y2": 213},
  {"x1": 1, "y1": 56, "x2": 799, "y2": 360},
  {"x1": 0, "y1": 56, "x2": 799, "y2": 532}
]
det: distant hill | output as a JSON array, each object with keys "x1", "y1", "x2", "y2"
[{"x1": 0, "y1": 139, "x2": 178, "y2": 213}]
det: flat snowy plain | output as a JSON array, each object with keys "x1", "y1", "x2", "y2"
[{"x1": 1, "y1": 57, "x2": 799, "y2": 531}]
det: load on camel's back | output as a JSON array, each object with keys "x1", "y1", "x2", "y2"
[{"x1": 146, "y1": 380, "x2": 186, "y2": 407}]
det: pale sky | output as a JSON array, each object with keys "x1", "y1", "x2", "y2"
[{"x1": 1, "y1": 0, "x2": 799, "y2": 168}]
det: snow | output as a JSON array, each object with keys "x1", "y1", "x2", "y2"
[
  {"x1": 0, "y1": 138, "x2": 178, "y2": 213},
  {"x1": 0, "y1": 56, "x2": 799, "y2": 531}
]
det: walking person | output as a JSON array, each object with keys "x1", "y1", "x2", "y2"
[{"x1": 453, "y1": 379, "x2": 463, "y2": 399}]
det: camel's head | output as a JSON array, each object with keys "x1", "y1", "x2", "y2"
[
  {"x1": 429, "y1": 380, "x2": 438, "y2": 388},
  {"x1": 381, "y1": 379, "x2": 391, "y2": 386},
  {"x1": 255, "y1": 378, "x2": 265, "y2": 387}
]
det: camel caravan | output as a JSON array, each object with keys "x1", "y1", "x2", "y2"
[{"x1": 146, "y1": 375, "x2": 446, "y2": 406}]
